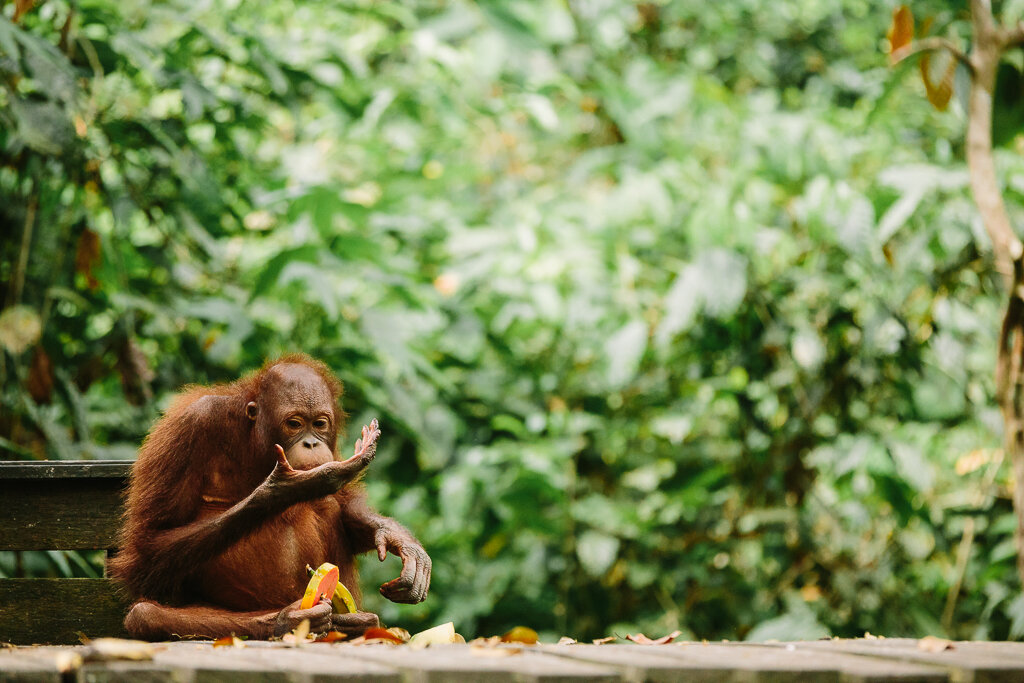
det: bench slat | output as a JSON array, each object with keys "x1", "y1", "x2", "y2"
[
  {"x1": 0, "y1": 578, "x2": 129, "y2": 644},
  {"x1": 0, "y1": 461, "x2": 133, "y2": 480},
  {"x1": 0, "y1": 477, "x2": 127, "y2": 550}
]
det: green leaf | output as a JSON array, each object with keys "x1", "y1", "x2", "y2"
[{"x1": 250, "y1": 245, "x2": 322, "y2": 299}]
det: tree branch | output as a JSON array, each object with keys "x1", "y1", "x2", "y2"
[
  {"x1": 890, "y1": 37, "x2": 972, "y2": 74},
  {"x1": 1004, "y1": 21, "x2": 1024, "y2": 48}
]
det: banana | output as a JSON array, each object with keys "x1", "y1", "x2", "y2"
[{"x1": 332, "y1": 581, "x2": 357, "y2": 614}]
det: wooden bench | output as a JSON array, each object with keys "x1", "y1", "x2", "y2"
[
  {"x1": 0, "y1": 460, "x2": 133, "y2": 645},
  {"x1": 4, "y1": 639, "x2": 1024, "y2": 681}
]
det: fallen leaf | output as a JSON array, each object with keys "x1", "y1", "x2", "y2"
[
  {"x1": 592, "y1": 636, "x2": 617, "y2": 645},
  {"x1": 363, "y1": 627, "x2": 406, "y2": 644},
  {"x1": 557, "y1": 637, "x2": 577, "y2": 645},
  {"x1": 469, "y1": 636, "x2": 503, "y2": 647},
  {"x1": 81, "y1": 638, "x2": 155, "y2": 662},
  {"x1": 213, "y1": 636, "x2": 245, "y2": 648},
  {"x1": 918, "y1": 636, "x2": 954, "y2": 653},
  {"x1": 387, "y1": 627, "x2": 411, "y2": 642},
  {"x1": 315, "y1": 631, "x2": 347, "y2": 643},
  {"x1": 502, "y1": 626, "x2": 538, "y2": 644},
  {"x1": 471, "y1": 646, "x2": 522, "y2": 657},
  {"x1": 625, "y1": 630, "x2": 682, "y2": 645},
  {"x1": 281, "y1": 619, "x2": 312, "y2": 646}
]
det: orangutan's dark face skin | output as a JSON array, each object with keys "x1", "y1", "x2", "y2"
[{"x1": 246, "y1": 364, "x2": 338, "y2": 470}]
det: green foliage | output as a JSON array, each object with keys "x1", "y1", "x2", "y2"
[{"x1": 0, "y1": 0, "x2": 1020, "y2": 641}]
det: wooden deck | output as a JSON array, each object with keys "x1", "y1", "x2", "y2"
[{"x1": 2, "y1": 638, "x2": 1024, "y2": 682}]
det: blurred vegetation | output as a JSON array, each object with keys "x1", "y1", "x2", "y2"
[{"x1": 1, "y1": 0, "x2": 1023, "y2": 641}]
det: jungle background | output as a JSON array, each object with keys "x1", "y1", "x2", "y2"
[{"x1": 2, "y1": 0, "x2": 1022, "y2": 642}]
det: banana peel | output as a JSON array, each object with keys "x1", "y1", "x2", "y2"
[{"x1": 305, "y1": 563, "x2": 357, "y2": 614}]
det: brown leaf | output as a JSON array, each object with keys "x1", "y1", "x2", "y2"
[
  {"x1": 13, "y1": 0, "x2": 34, "y2": 22},
  {"x1": 315, "y1": 631, "x2": 347, "y2": 643},
  {"x1": 501, "y1": 626, "x2": 538, "y2": 644},
  {"x1": 81, "y1": 638, "x2": 155, "y2": 661},
  {"x1": 74, "y1": 228, "x2": 102, "y2": 291},
  {"x1": 26, "y1": 346, "x2": 53, "y2": 404},
  {"x1": 363, "y1": 627, "x2": 405, "y2": 644},
  {"x1": 592, "y1": 636, "x2": 616, "y2": 645},
  {"x1": 470, "y1": 646, "x2": 522, "y2": 657},
  {"x1": 387, "y1": 627, "x2": 411, "y2": 642},
  {"x1": 469, "y1": 636, "x2": 503, "y2": 647},
  {"x1": 213, "y1": 636, "x2": 245, "y2": 648},
  {"x1": 281, "y1": 618, "x2": 311, "y2": 646},
  {"x1": 625, "y1": 630, "x2": 682, "y2": 645},
  {"x1": 117, "y1": 337, "x2": 154, "y2": 405},
  {"x1": 918, "y1": 635, "x2": 954, "y2": 653},
  {"x1": 920, "y1": 50, "x2": 956, "y2": 111},
  {"x1": 887, "y1": 6, "x2": 914, "y2": 64}
]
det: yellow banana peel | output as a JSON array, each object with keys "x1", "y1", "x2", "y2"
[{"x1": 305, "y1": 562, "x2": 357, "y2": 613}]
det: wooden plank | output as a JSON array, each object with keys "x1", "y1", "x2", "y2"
[
  {"x1": 538, "y1": 643, "x2": 737, "y2": 682},
  {"x1": 0, "y1": 460, "x2": 133, "y2": 479},
  {"x1": 0, "y1": 579, "x2": 129, "y2": 644},
  {"x1": 154, "y1": 642, "x2": 402, "y2": 683},
  {"x1": 542, "y1": 643, "x2": 949, "y2": 682},
  {"x1": 0, "y1": 649, "x2": 62, "y2": 683},
  {"x1": 0, "y1": 477, "x2": 126, "y2": 550},
  {"x1": 78, "y1": 661, "x2": 187, "y2": 683},
  {"x1": 336, "y1": 643, "x2": 622, "y2": 682},
  {"x1": 8, "y1": 646, "x2": 186, "y2": 683},
  {"x1": 794, "y1": 639, "x2": 1024, "y2": 683},
  {"x1": 578, "y1": 643, "x2": 950, "y2": 683}
]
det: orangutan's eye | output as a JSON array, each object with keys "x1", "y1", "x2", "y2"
[
  {"x1": 286, "y1": 418, "x2": 302, "y2": 429},
  {"x1": 313, "y1": 418, "x2": 329, "y2": 430}
]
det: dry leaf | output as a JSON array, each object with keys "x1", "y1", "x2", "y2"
[
  {"x1": 0, "y1": 306, "x2": 42, "y2": 355},
  {"x1": 592, "y1": 636, "x2": 617, "y2": 645},
  {"x1": 625, "y1": 630, "x2": 682, "y2": 645},
  {"x1": 81, "y1": 638, "x2": 155, "y2": 662},
  {"x1": 887, "y1": 5, "x2": 914, "y2": 63},
  {"x1": 387, "y1": 627, "x2": 411, "y2": 642},
  {"x1": 13, "y1": 0, "x2": 34, "y2": 22},
  {"x1": 26, "y1": 346, "x2": 53, "y2": 404},
  {"x1": 501, "y1": 626, "x2": 538, "y2": 644},
  {"x1": 75, "y1": 228, "x2": 102, "y2": 290},
  {"x1": 281, "y1": 619, "x2": 312, "y2": 646},
  {"x1": 469, "y1": 636, "x2": 503, "y2": 647},
  {"x1": 213, "y1": 636, "x2": 245, "y2": 648},
  {"x1": 471, "y1": 646, "x2": 522, "y2": 657},
  {"x1": 557, "y1": 637, "x2": 577, "y2": 645},
  {"x1": 315, "y1": 631, "x2": 347, "y2": 643},
  {"x1": 363, "y1": 627, "x2": 406, "y2": 644},
  {"x1": 918, "y1": 636, "x2": 954, "y2": 653},
  {"x1": 920, "y1": 50, "x2": 956, "y2": 110}
]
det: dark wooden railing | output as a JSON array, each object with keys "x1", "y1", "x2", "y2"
[{"x1": 0, "y1": 460, "x2": 133, "y2": 644}]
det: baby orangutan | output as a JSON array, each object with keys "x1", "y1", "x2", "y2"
[{"x1": 108, "y1": 355, "x2": 430, "y2": 639}]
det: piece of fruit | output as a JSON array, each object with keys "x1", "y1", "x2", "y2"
[
  {"x1": 501, "y1": 626, "x2": 538, "y2": 644},
  {"x1": 301, "y1": 562, "x2": 340, "y2": 610},
  {"x1": 409, "y1": 622, "x2": 459, "y2": 648},
  {"x1": 332, "y1": 581, "x2": 357, "y2": 614},
  {"x1": 305, "y1": 563, "x2": 357, "y2": 613}
]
